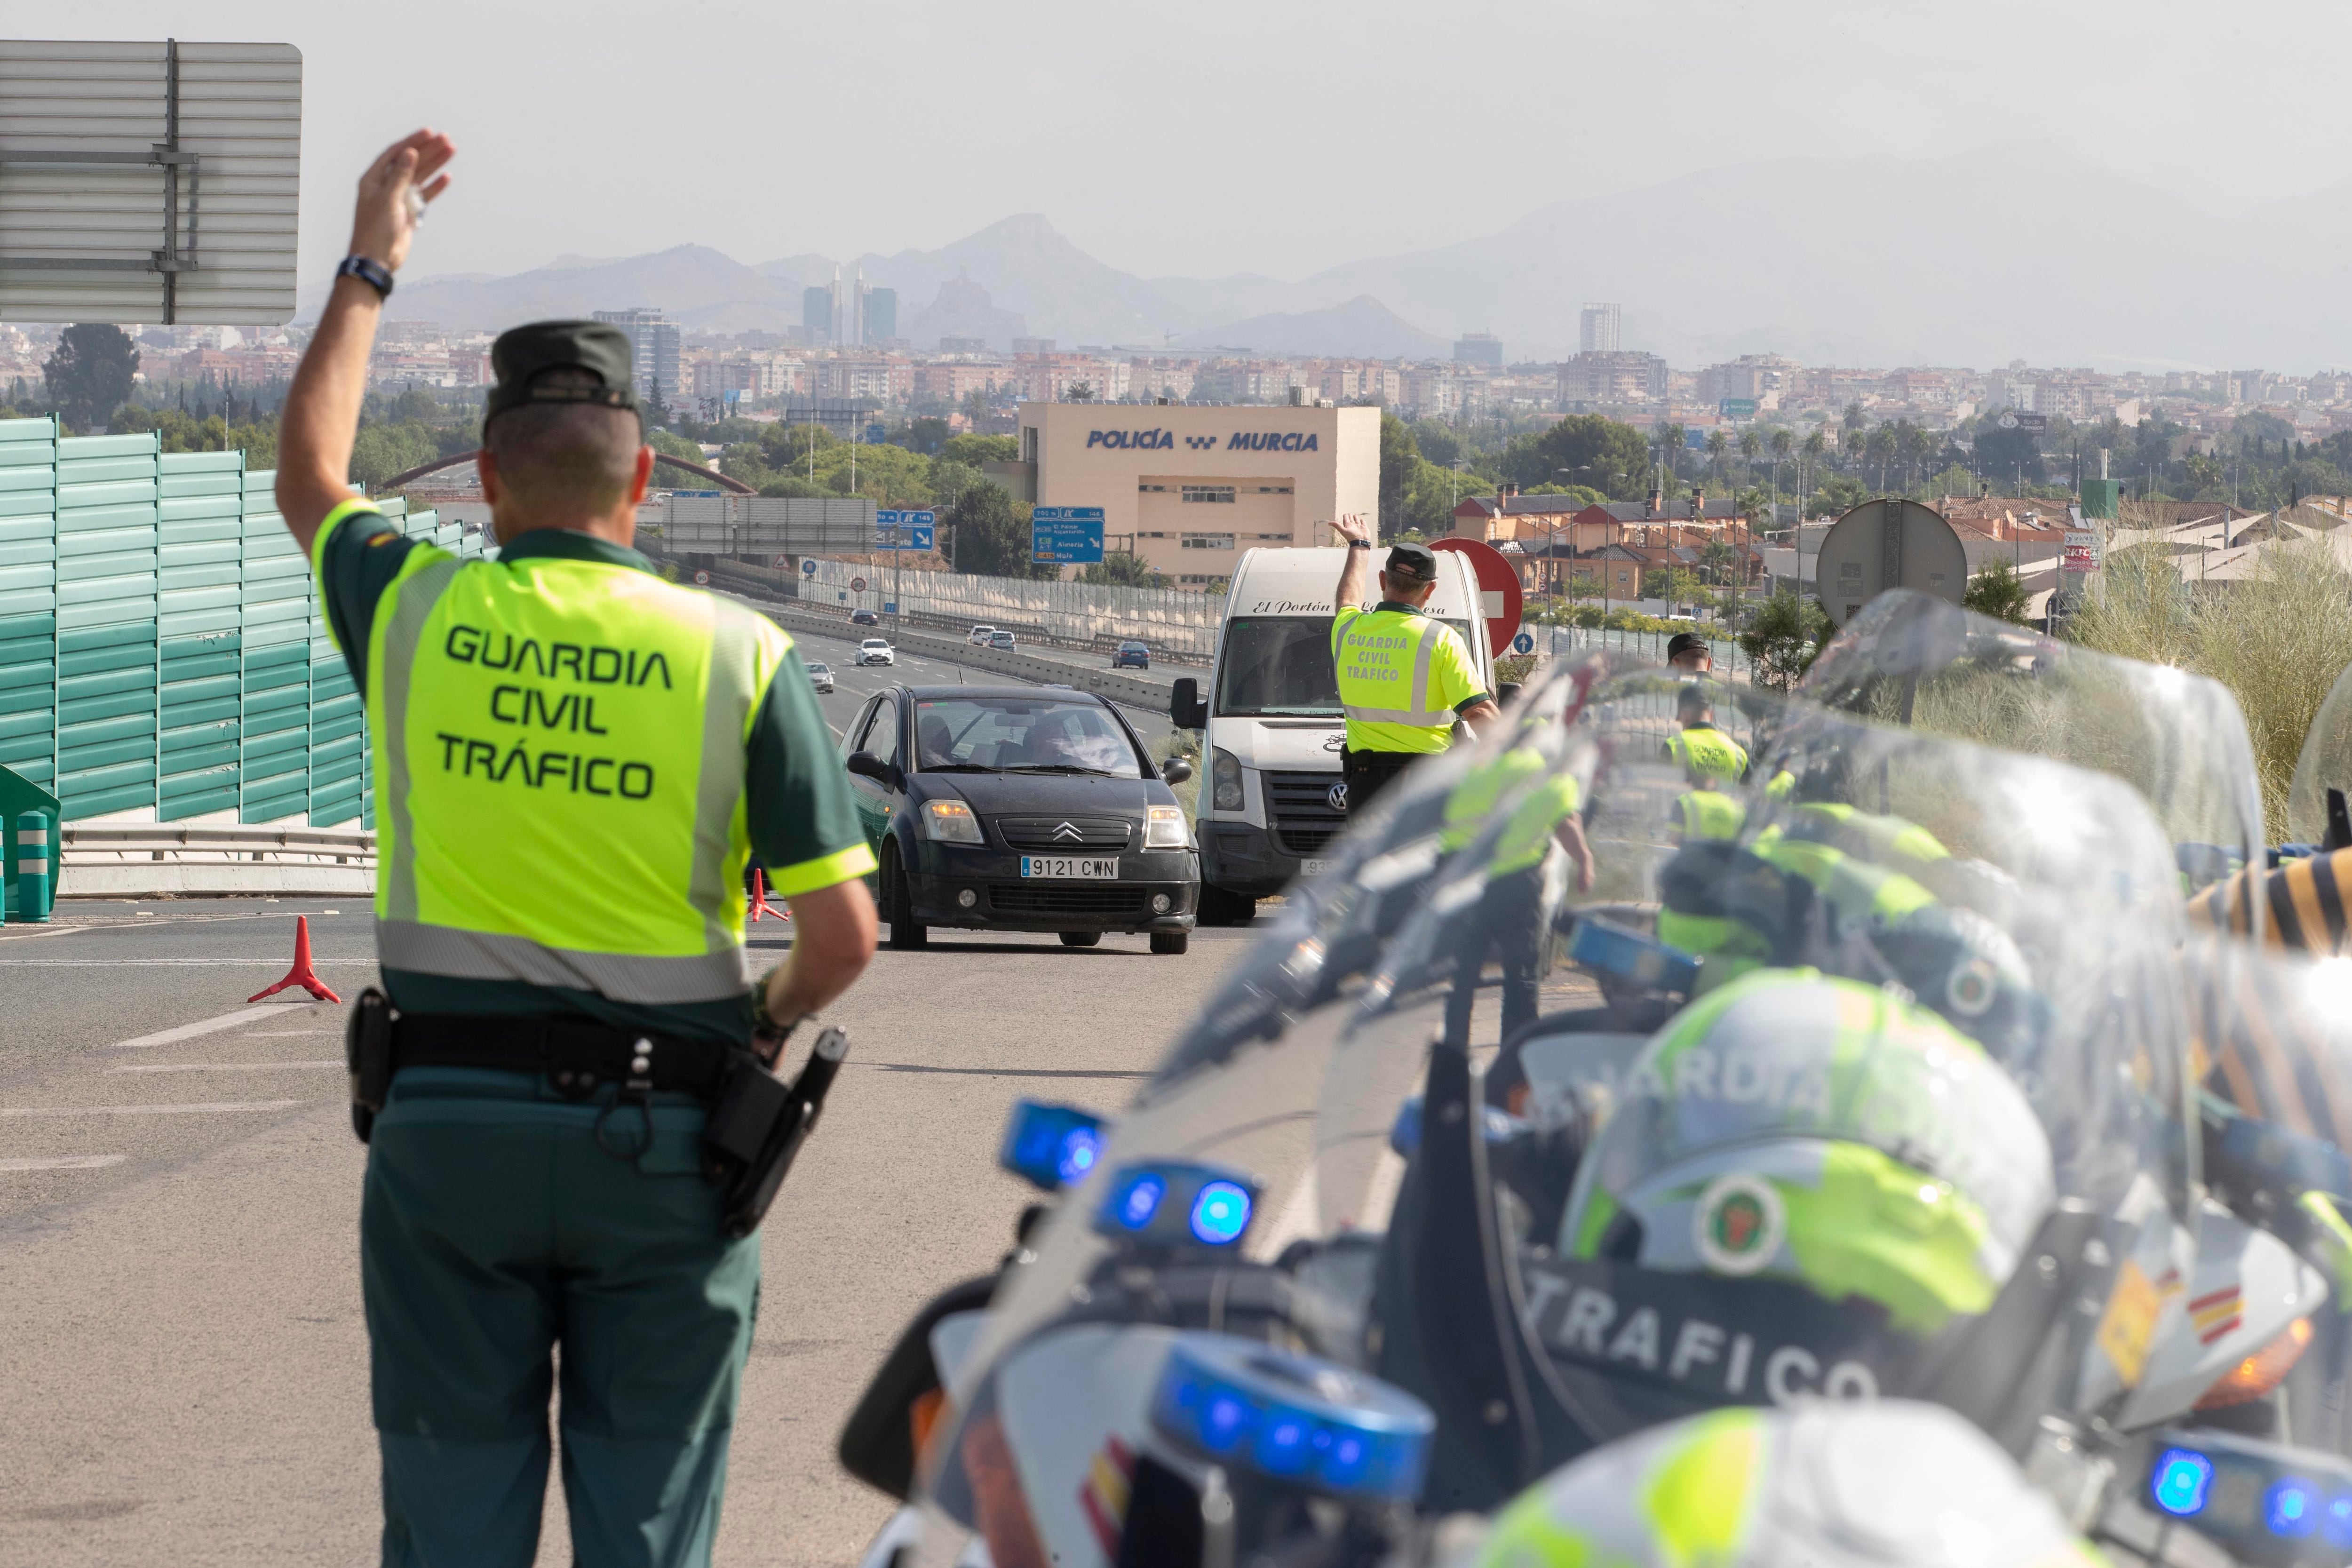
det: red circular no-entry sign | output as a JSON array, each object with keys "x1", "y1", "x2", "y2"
[{"x1": 1429, "y1": 537, "x2": 1524, "y2": 656}]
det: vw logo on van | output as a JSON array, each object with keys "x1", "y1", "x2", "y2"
[{"x1": 1327, "y1": 782, "x2": 1348, "y2": 813}]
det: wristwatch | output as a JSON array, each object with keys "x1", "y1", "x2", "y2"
[
  {"x1": 1347, "y1": 538, "x2": 1372, "y2": 550},
  {"x1": 334, "y1": 255, "x2": 394, "y2": 300}
]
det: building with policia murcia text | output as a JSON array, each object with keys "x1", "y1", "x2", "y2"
[{"x1": 1011, "y1": 403, "x2": 1379, "y2": 589}]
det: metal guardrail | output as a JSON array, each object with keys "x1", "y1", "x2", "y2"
[{"x1": 61, "y1": 823, "x2": 377, "y2": 868}]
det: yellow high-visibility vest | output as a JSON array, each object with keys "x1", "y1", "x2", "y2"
[{"x1": 1331, "y1": 604, "x2": 1483, "y2": 756}]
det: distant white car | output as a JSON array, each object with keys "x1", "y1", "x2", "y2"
[
  {"x1": 967, "y1": 624, "x2": 996, "y2": 645},
  {"x1": 807, "y1": 662, "x2": 834, "y2": 693},
  {"x1": 856, "y1": 639, "x2": 895, "y2": 667}
]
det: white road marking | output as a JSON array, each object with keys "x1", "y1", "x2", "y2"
[
  {"x1": 0, "y1": 1100, "x2": 305, "y2": 1118},
  {"x1": 0, "y1": 1154, "x2": 127, "y2": 1172},
  {"x1": 243, "y1": 1030, "x2": 337, "y2": 1036},
  {"x1": 109, "y1": 1061, "x2": 343, "y2": 1074},
  {"x1": 0, "y1": 959, "x2": 373, "y2": 966},
  {"x1": 109, "y1": 1003, "x2": 317, "y2": 1049}
]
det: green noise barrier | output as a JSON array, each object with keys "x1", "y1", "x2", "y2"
[{"x1": 0, "y1": 416, "x2": 486, "y2": 829}]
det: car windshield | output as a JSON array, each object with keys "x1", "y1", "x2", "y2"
[
  {"x1": 911, "y1": 696, "x2": 1143, "y2": 776},
  {"x1": 1215, "y1": 613, "x2": 1477, "y2": 718},
  {"x1": 808, "y1": 664, "x2": 828, "y2": 673}
]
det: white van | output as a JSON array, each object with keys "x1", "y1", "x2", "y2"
[{"x1": 1169, "y1": 546, "x2": 1494, "y2": 925}]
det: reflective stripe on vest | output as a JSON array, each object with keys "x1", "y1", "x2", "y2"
[
  {"x1": 1335, "y1": 607, "x2": 1464, "y2": 750},
  {"x1": 366, "y1": 536, "x2": 782, "y2": 1004}
]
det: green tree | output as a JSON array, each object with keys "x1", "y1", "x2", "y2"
[
  {"x1": 1706, "y1": 427, "x2": 1730, "y2": 481},
  {"x1": 1962, "y1": 559, "x2": 2034, "y2": 625},
  {"x1": 1079, "y1": 552, "x2": 1169, "y2": 588},
  {"x1": 1498, "y1": 413, "x2": 1652, "y2": 499},
  {"x1": 1739, "y1": 589, "x2": 1833, "y2": 691},
  {"x1": 1971, "y1": 425, "x2": 2045, "y2": 487},
  {"x1": 941, "y1": 432, "x2": 1017, "y2": 467},
  {"x1": 1379, "y1": 414, "x2": 1418, "y2": 538},
  {"x1": 946, "y1": 482, "x2": 1046, "y2": 579},
  {"x1": 44, "y1": 324, "x2": 139, "y2": 434},
  {"x1": 348, "y1": 421, "x2": 443, "y2": 491}
]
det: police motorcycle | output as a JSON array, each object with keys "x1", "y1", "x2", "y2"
[{"x1": 838, "y1": 657, "x2": 2222, "y2": 1568}]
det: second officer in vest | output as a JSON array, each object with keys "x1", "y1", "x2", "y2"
[
  {"x1": 274, "y1": 132, "x2": 880, "y2": 1567},
  {"x1": 1327, "y1": 513, "x2": 1499, "y2": 814}
]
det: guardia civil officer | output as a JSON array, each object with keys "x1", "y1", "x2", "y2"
[
  {"x1": 275, "y1": 131, "x2": 880, "y2": 1567},
  {"x1": 1327, "y1": 513, "x2": 1500, "y2": 814}
]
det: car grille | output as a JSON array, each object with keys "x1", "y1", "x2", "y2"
[
  {"x1": 1263, "y1": 770, "x2": 1345, "y2": 856},
  {"x1": 994, "y1": 815, "x2": 1134, "y2": 850},
  {"x1": 989, "y1": 883, "x2": 1151, "y2": 916}
]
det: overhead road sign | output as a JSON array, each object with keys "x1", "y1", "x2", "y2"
[
  {"x1": 1812, "y1": 498, "x2": 1968, "y2": 629},
  {"x1": 874, "y1": 509, "x2": 936, "y2": 550},
  {"x1": 1429, "y1": 536, "x2": 1524, "y2": 654},
  {"x1": 1995, "y1": 412, "x2": 2048, "y2": 433},
  {"x1": 1032, "y1": 506, "x2": 1105, "y2": 565},
  {"x1": 0, "y1": 40, "x2": 303, "y2": 324}
]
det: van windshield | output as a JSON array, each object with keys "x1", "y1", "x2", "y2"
[{"x1": 1213, "y1": 613, "x2": 1477, "y2": 717}]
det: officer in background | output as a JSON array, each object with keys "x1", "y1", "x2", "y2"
[
  {"x1": 275, "y1": 131, "x2": 879, "y2": 1566},
  {"x1": 1665, "y1": 629, "x2": 1712, "y2": 673},
  {"x1": 1328, "y1": 513, "x2": 1499, "y2": 814},
  {"x1": 1663, "y1": 679, "x2": 1749, "y2": 784}
]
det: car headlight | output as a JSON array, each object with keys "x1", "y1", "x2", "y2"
[
  {"x1": 1212, "y1": 748, "x2": 1244, "y2": 812},
  {"x1": 922, "y1": 799, "x2": 985, "y2": 844},
  {"x1": 1145, "y1": 805, "x2": 1189, "y2": 849}
]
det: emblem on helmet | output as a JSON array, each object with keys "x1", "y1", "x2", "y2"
[{"x1": 1693, "y1": 1172, "x2": 1785, "y2": 1276}]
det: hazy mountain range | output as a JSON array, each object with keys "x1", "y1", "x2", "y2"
[{"x1": 377, "y1": 143, "x2": 2352, "y2": 371}]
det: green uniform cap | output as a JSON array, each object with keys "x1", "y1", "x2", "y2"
[
  {"x1": 1385, "y1": 541, "x2": 1438, "y2": 583},
  {"x1": 484, "y1": 319, "x2": 643, "y2": 434}
]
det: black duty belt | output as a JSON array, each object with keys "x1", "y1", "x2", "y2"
[{"x1": 388, "y1": 1013, "x2": 739, "y2": 1100}]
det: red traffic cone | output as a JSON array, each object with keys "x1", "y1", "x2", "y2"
[
  {"x1": 749, "y1": 867, "x2": 769, "y2": 923},
  {"x1": 249, "y1": 915, "x2": 342, "y2": 1004}
]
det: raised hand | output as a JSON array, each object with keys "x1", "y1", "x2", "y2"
[{"x1": 349, "y1": 129, "x2": 456, "y2": 274}]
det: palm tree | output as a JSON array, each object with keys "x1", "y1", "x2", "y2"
[
  {"x1": 1866, "y1": 425, "x2": 1899, "y2": 492},
  {"x1": 1707, "y1": 427, "x2": 1731, "y2": 483},
  {"x1": 1739, "y1": 430, "x2": 1762, "y2": 482}
]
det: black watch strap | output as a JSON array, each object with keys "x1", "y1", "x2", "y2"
[
  {"x1": 335, "y1": 255, "x2": 394, "y2": 300},
  {"x1": 1347, "y1": 538, "x2": 1372, "y2": 550}
]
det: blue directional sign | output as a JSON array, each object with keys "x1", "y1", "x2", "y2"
[
  {"x1": 801, "y1": 558, "x2": 818, "y2": 577},
  {"x1": 874, "y1": 509, "x2": 936, "y2": 551},
  {"x1": 1511, "y1": 631, "x2": 1535, "y2": 654},
  {"x1": 1032, "y1": 506, "x2": 1106, "y2": 564}
]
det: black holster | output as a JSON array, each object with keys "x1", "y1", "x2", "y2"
[
  {"x1": 700, "y1": 1026, "x2": 850, "y2": 1240},
  {"x1": 346, "y1": 987, "x2": 395, "y2": 1144}
]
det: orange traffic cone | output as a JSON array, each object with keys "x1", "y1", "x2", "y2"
[
  {"x1": 248, "y1": 915, "x2": 342, "y2": 1003},
  {"x1": 749, "y1": 867, "x2": 769, "y2": 922}
]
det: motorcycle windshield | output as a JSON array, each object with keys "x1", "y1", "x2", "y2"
[
  {"x1": 2288, "y1": 657, "x2": 2352, "y2": 846},
  {"x1": 922, "y1": 655, "x2": 2196, "y2": 1533},
  {"x1": 1800, "y1": 590, "x2": 2265, "y2": 901}
]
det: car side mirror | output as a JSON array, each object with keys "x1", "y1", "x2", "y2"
[
  {"x1": 1170, "y1": 677, "x2": 1207, "y2": 729},
  {"x1": 846, "y1": 751, "x2": 892, "y2": 784},
  {"x1": 1160, "y1": 757, "x2": 1194, "y2": 786}
]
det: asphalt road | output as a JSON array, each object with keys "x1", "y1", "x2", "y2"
[{"x1": 0, "y1": 613, "x2": 1245, "y2": 1565}]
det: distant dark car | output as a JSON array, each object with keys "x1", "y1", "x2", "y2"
[
  {"x1": 850, "y1": 608, "x2": 881, "y2": 627},
  {"x1": 840, "y1": 685, "x2": 1199, "y2": 954},
  {"x1": 1112, "y1": 640, "x2": 1150, "y2": 669}
]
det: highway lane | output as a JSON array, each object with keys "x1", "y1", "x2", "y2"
[{"x1": 0, "y1": 898, "x2": 1257, "y2": 1564}]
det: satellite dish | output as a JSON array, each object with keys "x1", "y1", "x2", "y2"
[{"x1": 1812, "y1": 498, "x2": 1968, "y2": 629}]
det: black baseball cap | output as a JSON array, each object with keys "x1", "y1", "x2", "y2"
[
  {"x1": 1385, "y1": 542, "x2": 1438, "y2": 584},
  {"x1": 1666, "y1": 632, "x2": 1708, "y2": 661},
  {"x1": 483, "y1": 320, "x2": 642, "y2": 433}
]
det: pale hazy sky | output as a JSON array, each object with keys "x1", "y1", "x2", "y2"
[{"x1": 43, "y1": 0, "x2": 2352, "y2": 289}]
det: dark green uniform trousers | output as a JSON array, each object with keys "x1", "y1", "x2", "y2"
[{"x1": 361, "y1": 1068, "x2": 762, "y2": 1568}]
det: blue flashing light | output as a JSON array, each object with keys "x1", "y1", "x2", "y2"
[
  {"x1": 1057, "y1": 1126, "x2": 1101, "y2": 1185},
  {"x1": 2151, "y1": 1449, "x2": 2214, "y2": 1517},
  {"x1": 2269, "y1": 1478, "x2": 2320, "y2": 1538},
  {"x1": 998, "y1": 1099, "x2": 1108, "y2": 1193},
  {"x1": 1190, "y1": 1181, "x2": 1253, "y2": 1246},
  {"x1": 2328, "y1": 1494, "x2": 2352, "y2": 1549},
  {"x1": 1150, "y1": 1335, "x2": 1436, "y2": 1503},
  {"x1": 1115, "y1": 1173, "x2": 1166, "y2": 1231}
]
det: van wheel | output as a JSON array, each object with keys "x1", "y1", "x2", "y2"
[
  {"x1": 1150, "y1": 933, "x2": 1189, "y2": 955},
  {"x1": 1057, "y1": 931, "x2": 1101, "y2": 948},
  {"x1": 1197, "y1": 886, "x2": 1255, "y2": 927},
  {"x1": 884, "y1": 848, "x2": 927, "y2": 949}
]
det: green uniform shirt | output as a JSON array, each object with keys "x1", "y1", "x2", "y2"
[
  {"x1": 314, "y1": 505, "x2": 871, "y2": 1043},
  {"x1": 1331, "y1": 601, "x2": 1487, "y2": 755}
]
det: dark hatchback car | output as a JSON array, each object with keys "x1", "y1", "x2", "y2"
[
  {"x1": 840, "y1": 685, "x2": 1200, "y2": 952},
  {"x1": 849, "y1": 608, "x2": 881, "y2": 627},
  {"x1": 1111, "y1": 640, "x2": 1150, "y2": 669}
]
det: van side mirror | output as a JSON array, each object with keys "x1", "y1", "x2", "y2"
[
  {"x1": 1169, "y1": 677, "x2": 1207, "y2": 729},
  {"x1": 1160, "y1": 756, "x2": 1194, "y2": 786},
  {"x1": 1496, "y1": 682, "x2": 1523, "y2": 708}
]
